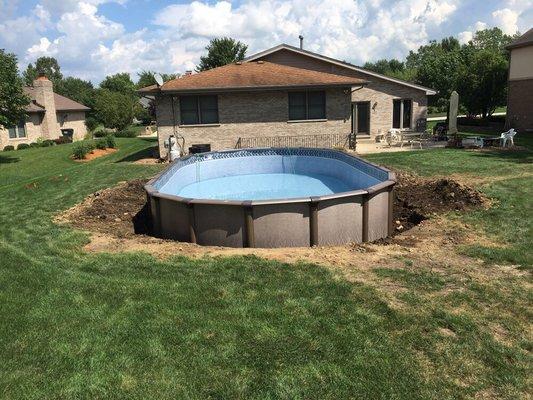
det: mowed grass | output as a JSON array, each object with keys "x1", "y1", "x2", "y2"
[{"x1": 0, "y1": 138, "x2": 531, "y2": 399}]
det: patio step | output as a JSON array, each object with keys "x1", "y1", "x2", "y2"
[{"x1": 355, "y1": 135, "x2": 374, "y2": 144}]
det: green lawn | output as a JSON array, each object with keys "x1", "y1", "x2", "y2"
[{"x1": 0, "y1": 138, "x2": 531, "y2": 399}]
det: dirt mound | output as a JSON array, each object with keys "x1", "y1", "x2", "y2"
[
  {"x1": 58, "y1": 173, "x2": 486, "y2": 241},
  {"x1": 59, "y1": 179, "x2": 151, "y2": 238},
  {"x1": 392, "y1": 172, "x2": 486, "y2": 233}
]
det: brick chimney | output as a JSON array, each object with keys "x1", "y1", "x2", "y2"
[{"x1": 33, "y1": 72, "x2": 58, "y2": 139}]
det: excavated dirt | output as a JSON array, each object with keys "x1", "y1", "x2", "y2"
[{"x1": 58, "y1": 172, "x2": 487, "y2": 243}]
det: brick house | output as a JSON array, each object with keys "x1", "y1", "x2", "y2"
[
  {"x1": 505, "y1": 28, "x2": 533, "y2": 133},
  {"x1": 0, "y1": 74, "x2": 90, "y2": 150},
  {"x1": 140, "y1": 43, "x2": 436, "y2": 158}
]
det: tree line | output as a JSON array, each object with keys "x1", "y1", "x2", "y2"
[{"x1": 363, "y1": 28, "x2": 518, "y2": 117}]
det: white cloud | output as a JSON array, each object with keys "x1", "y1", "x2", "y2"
[
  {"x1": 492, "y1": 8, "x2": 519, "y2": 35},
  {"x1": 1, "y1": 0, "x2": 531, "y2": 83}
]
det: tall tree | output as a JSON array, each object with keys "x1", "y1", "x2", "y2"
[
  {"x1": 196, "y1": 37, "x2": 248, "y2": 72},
  {"x1": 55, "y1": 77, "x2": 95, "y2": 108},
  {"x1": 406, "y1": 37, "x2": 463, "y2": 110},
  {"x1": 23, "y1": 57, "x2": 63, "y2": 86},
  {"x1": 0, "y1": 50, "x2": 29, "y2": 128},
  {"x1": 93, "y1": 89, "x2": 134, "y2": 131},
  {"x1": 99, "y1": 73, "x2": 136, "y2": 96}
]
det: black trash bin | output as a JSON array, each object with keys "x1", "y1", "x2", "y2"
[{"x1": 189, "y1": 144, "x2": 211, "y2": 154}]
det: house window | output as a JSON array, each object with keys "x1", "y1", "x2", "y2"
[
  {"x1": 8, "y1": 119, "x2": 26, "y2": 139},
  {"x1": 289, "y1": 91, "x2": 326, "y2": 120},
  {"x1": 392, "y1": 99, "x2": 413, "y2": 129},
  {"x1": 180, "y1": 95, "x2": 219, "y2": 125}
]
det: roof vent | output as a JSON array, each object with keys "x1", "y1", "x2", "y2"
[
  {"x1": 299, "y1": 35, "x2": 304, "y2": 49},
  {"x1": 184, "y1": 70, "x2": 192, "y2": 76},
  {"x1": 236, "y1": 61, "x2": 242, "y2": 65},
  {"x1": 257, "y1": 60, "x2": 264, "y2": 64}
]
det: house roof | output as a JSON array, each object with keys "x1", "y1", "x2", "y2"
[
  {"x1": 138, "y1": 61, "x2": 367, "y2": 94},
  {"x1": 23, "y1": 86, "x2": 90, "y2": 113},
  {"x1": 506, "y1": 28, "x2": 533, "y2": 49},
  {"x1": 245, "y1": 43, "x2": 437, "y2": 95}
]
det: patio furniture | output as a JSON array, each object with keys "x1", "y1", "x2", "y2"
[
  {"x1": 462, "y1": 137, "x2": 484, "y2": 148},
  {"x1": 480, "y1": 136, "x2": 501, "y2": 147},
  {"x1": 500, "y1": 129, "x2": 517, "y2": 147},
  {"x1": 399, "y1": 131, "x2": 426, "y2": 149}
]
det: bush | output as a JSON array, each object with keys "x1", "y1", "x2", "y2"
[
  {"x1": 54, "y1": 136, "x2": 72, "y2": 145},
  {"x1": 114, "y1": 126, "x2": 139, "y2": 138},
  {"x1": 105, "y1": 135, "x2": 116, "y2": 149},
  {"x1": 85, "y1": 115, "x2": 99, "y2": 132},
  {"x1": 72, "y1": 141, "x2": 95, "y2": 160},
  {"x1": 41, "y1": 140, "x2": 56, "y2": 147},
  {"x1": 29, "y1": 142, "x2": 40, "y2": 148},
  {"x1": 3, "y1": 145, "x2": 14, "y2": 151},
  {"x1": 17, "y1": 143, "x2": 30, "y2": 150},
  {"x1": 95, "y1": 138, "x2": 107, "y2": 150}
]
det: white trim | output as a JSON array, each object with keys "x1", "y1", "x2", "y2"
[{"x1": 245, "y1": 44, "x2": 437, "y2": 95}]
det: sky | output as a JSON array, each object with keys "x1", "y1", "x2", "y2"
[{"x1": 0, "y1": 0, "x2": 531, "y2": 84}]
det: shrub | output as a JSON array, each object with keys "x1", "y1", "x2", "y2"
[
  {"x1": 17, "y1": 143, "x2": 30, "y2": 150},
  {"x1": 85, "y1": 115, "x2": 99, "y2": 132},
  {"x1": 95, "y1": 138, "x2": 107, "y2": 150},
  {"x1": 41, "y1": 139, "x2": 56, "y2": 147},
  {"x1": 114, "y1": 126, "x2": 139, "y2": 138},
  {"x1": 29, "y1": 142, "x2": 40, "y2": 148},
  {"x1": 72, "y1": 141, "x2": 95, "y2": 160},
  {"x1": 105, "y1": 135, "x2": 116, "y2": 149},
  {"x1": 54, "y1": 136, "x2": 72, "y2": 145},
  {"x1": 3, "y1": 145, "x2": 14, "y2": 151}
]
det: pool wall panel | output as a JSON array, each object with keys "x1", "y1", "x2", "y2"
[
  {"x1": 317, "y1": 195, "x2": 363, "y2": 245},
  {"x1": 253, "y1": 203, "x2": 310, "y2": 248},
  {"x1": 367, "y1": 191, "x2": 390, "y2": 242},
  {"x1": 158, "y1": 198, "x2": 190, "y2": 241},
  {"x1": 194, "y1": 204, "x2": 245, "y2": 247}
]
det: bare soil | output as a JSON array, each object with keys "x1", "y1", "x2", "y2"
[{"x1": 56, "y1": 172, "x2": 490, "y2": 268}]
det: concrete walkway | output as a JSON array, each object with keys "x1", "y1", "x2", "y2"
[{"x1": 355, "y1": 140, "x2": 447, "y2": 154}]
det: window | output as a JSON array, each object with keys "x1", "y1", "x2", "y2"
[
  {"x1": 289, "y1": 91, "x2": 326, "y2": 120},
  {"x1": 180, "y1": 95, "x2": 219, "y2": 125},
  {"x1": 8, "y1": 119, "x2": 26, "y2": 139},
  {"x1": 392, "y1": 99, "x2": 413, "y2": 129}
]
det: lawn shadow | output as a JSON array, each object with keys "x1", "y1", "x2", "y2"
[
  {"x1": 117, "y1": 138, "x2": 158, "y2": 163},
  {"x1": 0, "y1": 154, "x2": 20, "y2": 164},
  {"x1": 468, "y1": 148, "x2": 533, "y2": 164}
]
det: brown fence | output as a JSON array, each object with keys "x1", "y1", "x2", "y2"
[{"x1": 236, "y1": 133, "x2": 356, "y2": 150}]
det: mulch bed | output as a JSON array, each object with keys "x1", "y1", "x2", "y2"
[{"x1": 59, "y1": 173, "x2": 486, "y2": 241}]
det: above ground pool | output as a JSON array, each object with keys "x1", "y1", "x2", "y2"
[{"x1": 145, "y1": 148, "x2": 396, "y2": 248}]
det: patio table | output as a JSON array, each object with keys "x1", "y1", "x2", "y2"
[{"x1": 399, "y1": 132, "x2": 426, "y2": 148}]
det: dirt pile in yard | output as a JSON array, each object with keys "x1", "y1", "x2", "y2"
[
  {"x1": 58, "y1": 179, "x2": 151, "y2": 238},
  {"x1": 58, "y1": 173, "x2": 486, "y2": 241},
  {"x1": 392, "y1": 172, "x2": 486, "y2": 234}
]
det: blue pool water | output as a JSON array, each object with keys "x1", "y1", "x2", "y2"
[{"x1": 168, "y1": 173, "x2": 352, "y2": 201}]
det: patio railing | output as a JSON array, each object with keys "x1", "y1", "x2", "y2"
[{"x1": 236, "y1": 133, "x2": 356, "y2": 150}]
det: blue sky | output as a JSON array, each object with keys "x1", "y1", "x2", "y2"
[{"x1": 1, "y1": 0, "x2": 531, "y2": 83}]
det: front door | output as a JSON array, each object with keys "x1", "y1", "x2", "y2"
[{"x1": 352, "y1": 102, "x2": 370, "y2": 135}]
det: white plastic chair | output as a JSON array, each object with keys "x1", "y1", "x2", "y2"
[{"x1": 500, "y1": 129, "x2": 517, "y2": 147}]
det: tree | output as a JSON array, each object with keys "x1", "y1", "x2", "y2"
[
  {"x1": 55, "y1": 77, "x2": 95, "y2": 108},
  {"x1": 23, "y1": 57, "x2": 63, "y2": 86},
  {"x1": 457, "y1": 46, "x2": 508, "y2": 118},
  {"x1": 136, "y1": 70, "x2": 177, "y2": 89},
  {"x1": 196, "y1": 37, "x2": 248, "y2": 72},
  {"x1": 0, "y1": 50, "x2": 30, "y2": 128},
  {"x1": 406, "y1": 37, "x2": 463, "y2": 111},
  {"x1": 99, "y1": 73, "x2": 136, "y2": 97},
  {"x1": 93, "y1": 89, "x2": 134, "y2": 131}
]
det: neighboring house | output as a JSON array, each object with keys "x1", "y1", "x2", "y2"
[
  {"x1": 0, "y1": 73, "x2": 90, "y2": 150},
  {"x1": 505, "y1": 28, "x2": 533, "y2": 133},
  {"x1": 140, "y1": 42, "x2": 436, "y2": 158}
]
